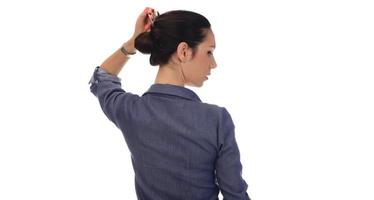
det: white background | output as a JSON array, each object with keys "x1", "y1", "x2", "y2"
[{"x1": 1, "y1": 0, "x2": 373, "y2": 199}]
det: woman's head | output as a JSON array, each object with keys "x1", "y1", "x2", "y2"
[
  {"x1": 135, "y1": 10, "x2": 211, "y2": 65},
  {"x1": 135, "y1": 10, "x2": 217, "y2": 87}
]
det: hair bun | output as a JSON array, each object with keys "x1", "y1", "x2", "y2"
[{"x1": 135, "y1": 32, "x2": 153, "y2": 54}]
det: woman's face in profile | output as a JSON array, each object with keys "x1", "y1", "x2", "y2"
[{"x1": 183, "y1": 29, "x2": 217, "y2": 87}]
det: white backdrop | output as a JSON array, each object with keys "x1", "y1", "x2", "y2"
[{"x1": 0, "y1": 0, "x2": 373, "y2": 199}]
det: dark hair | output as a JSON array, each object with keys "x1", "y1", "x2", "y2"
[{"x1": 135, "y1": 10, "x2": 211, "y2": 66}]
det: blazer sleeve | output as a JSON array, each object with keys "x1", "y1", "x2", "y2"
[
  {"x1": 88, "y1": 66, "x2": 140, "y2": 128},
  {"x1": 215, "y1": 107, "x2": 251, "y2": 200}
]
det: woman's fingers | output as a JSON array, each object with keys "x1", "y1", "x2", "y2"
[
  {"x1": 133, "y1": 7, "x2": 156, "y2": 38},
  {"x1": 144, "y1": 7, "x2": 156, "y2": 32}
]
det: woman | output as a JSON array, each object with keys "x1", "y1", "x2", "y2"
[{"x1": 89, "y1": 8, "x2": 250, "y2": 200}]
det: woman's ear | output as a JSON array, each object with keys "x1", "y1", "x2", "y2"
[{"x1": 176, "y1": 42, "x2": 192, "y2": 63}]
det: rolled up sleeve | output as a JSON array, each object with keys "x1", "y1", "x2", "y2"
[
  {"x1": 215, "y1": 107, "x2": 250, "y2": 200},
  {"x1": 88, "y1": 66, "x2": 140, "y2": 128}
]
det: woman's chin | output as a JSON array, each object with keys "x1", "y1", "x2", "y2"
[{"x1": 188, "y1": 82, "x2": 203, "y2": 88}]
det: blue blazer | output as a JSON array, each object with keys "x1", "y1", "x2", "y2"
[{"x1": 89, "y1": 66, "x2": 250, "y2": 200}]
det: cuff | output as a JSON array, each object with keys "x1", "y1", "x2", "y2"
[{"x1": 88, "y1": 66, "x2": 121, "y2": 85}]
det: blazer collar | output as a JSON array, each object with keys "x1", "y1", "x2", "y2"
[{"x1": 142, "y1": 84, "x2": 201, "y2": 102}]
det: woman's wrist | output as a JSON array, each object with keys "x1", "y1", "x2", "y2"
[{"x1": 121, "y1": 38, "x2": 136, "y2": 54}]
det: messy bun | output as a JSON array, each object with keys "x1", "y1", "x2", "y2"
[
  {"x1": 134, "y1": 32, "x2": 153, "y2": 54},
  {"x1": 134, "y1": 10, "x2": 211, "y2": 66}
]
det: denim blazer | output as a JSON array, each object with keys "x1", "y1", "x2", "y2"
[{"x1": 89, "y1": 66, "x2": 250, "y2": 200}]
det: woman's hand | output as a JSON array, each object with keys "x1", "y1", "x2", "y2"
[
  {"x1": 101, "y1": 8, "x2": 157, "y2": 76},
  {"x1": 122, "y1": 8, "x2": 156, "y2": 55},
  {"x1": 132, "y1": 7, "x2": 156, "y2": 39}
]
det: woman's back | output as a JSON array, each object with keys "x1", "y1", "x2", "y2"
[{"x1": 126, "y1": 83, "x2": 221, "y2": 199}]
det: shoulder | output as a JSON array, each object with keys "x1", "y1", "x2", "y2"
[
  {"x1": 195, "y1": 101, "x2": 224, "y2": 114},
  {"x1": 196, "y1": 102, "x2": 233, "y2": 125},
  {"x1": 199, "y1": 103, "x2": 235, "y2": 148},
  {"x1": 200, "y1": 102, "x2": 230, "y2": 115},
  {"x1": 202, "y1": 103, "x2": 234, "y2": 133}
]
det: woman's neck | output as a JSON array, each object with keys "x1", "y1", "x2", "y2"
[{"x1": 154, "y1": 63, "x2": 185, "y2": 87}]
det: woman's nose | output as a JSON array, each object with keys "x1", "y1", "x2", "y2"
[
  {"x1": 210, "y1": 58, "x2": 217, "y2": 69},
  {"x1": 211, "y1": 61, "x2": 217, "y2": 69}
]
